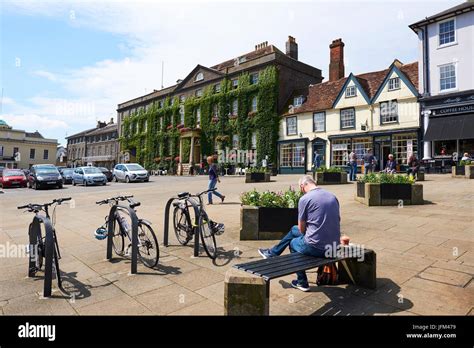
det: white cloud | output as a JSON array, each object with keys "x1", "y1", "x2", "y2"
[
  {"x1": 33, "y1": 70, "x2": 58, "y2": 82},
  {"x1": 1, "y1": 113, "x2": 69, "y2": 132}
]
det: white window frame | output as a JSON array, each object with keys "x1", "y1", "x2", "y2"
[
  {"x1": 345, "y1": 85, "x2": 357, "y2": 98},
  {"x1": 388, "y1": 77, "x2": 400, "y2": 91},
  {"x1": 286, "y1": 116, "x2": 297, "y2": 136},
  {"x1": 313, "y1": 112, "x2": 326, "y2": 132},
  {"x1": 438, "y1": 17, "x2": 457, "y2": 48},
  {"x1": 232, "y1": 99, "x2": 238, "y2": 115},
  {"x1": 195, "y1": 89, "x2": 203, "y2": 97},
  {"x1": 195, "y1": 72, "x2": 204, "y2": 82},
  {"x1": 251, "y1": 96, "x2": 258, "y2": 112},
  {"x1": 214, "y1": 83, "x2": 221, "y2": 93},
  {"x1": 232, "y1": 134, "x2": 239, "y2": 149},
  {"x1": 250, "y1": 73, "x2": 259, "y2": 85},
  {"x1": 293, "y1": 96, "x2": 303, "y2": 107},
  {"x1": 232, "y1": 79, "x2": 238, "y2": 89},
  {"x1": 380, "y1": 100, "x2": 398, "y2": 124},
  {"x1": 196, "y1": 107, "x2": 201, "y2": 127},
  {"x1": 439, "y1": 63, "x2": 457, "y2": 93},
  {"x1": 340, "y1": 108, "x2": 355, "y2": 129}
]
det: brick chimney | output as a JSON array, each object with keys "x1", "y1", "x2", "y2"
[
  {"x1": 286, "y1": 36, "x2": 298, "y2": 60},
  {"x1": 329, "y1": 38, "x2": 345, "y2": 82}
]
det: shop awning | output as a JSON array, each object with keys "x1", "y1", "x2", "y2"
[{"x1": 424, "y1": 114, "x2": 474, "y2": 141}]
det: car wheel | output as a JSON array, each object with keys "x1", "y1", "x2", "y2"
[
  {"x1": 33, "y1": 182, "x2": 38, "y2": 190},
  {"x1": 125, "y1": 176, "x2": 130, "y2": 183},
  {"x1": 58, "y1": 184, "x2": 63, "y2": 189},
  {"x1": 83, "y1": 180, "x2": 87, "y2": 187},
  {"x1": 73, "y1": 180, "x2": 76, "y2": 186},
  {"x1": 114, "y1": 175, "x2": 118, "y2": 182}
]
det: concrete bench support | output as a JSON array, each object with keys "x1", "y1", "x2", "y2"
[
  {"x1": 224, "y1": 268, "x2": 269, "y2": 316},
  {"x1": 338, "y1": 250, "x2": 377, "y2": 289}
]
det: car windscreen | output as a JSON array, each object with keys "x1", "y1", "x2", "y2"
[
  {"x1": 126, "y1": 164, "x2": 144, "y2": 171},
  {"x1": 37, "y1": 168, "x2": 59, "y2": 175},
  {"x1": 83, "y1": 167, "x2": 102, "y2": 174},
  {"x1": 4, "y1": 170, "x2": 25, "y2": 177},
  {"x1": 62, "y1": 169, "x2": 74, "y2": 175}
]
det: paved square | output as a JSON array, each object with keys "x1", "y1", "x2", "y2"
[{"x1": 0, "y1": 174, "x2": 472, "y2": 315}]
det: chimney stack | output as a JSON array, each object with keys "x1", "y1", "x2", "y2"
[
  {"x1": 286, "y1": 36, "x2": 298, "y2": 60},
  {"x1": 329, "y1": 38, "x2": 345, "y2": 82}
]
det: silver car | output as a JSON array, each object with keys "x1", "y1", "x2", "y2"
[
  {"x1": 113, "y1": 163, "x2": 149, "y2": 183},
  {"x1": 72, "y1": 166, "x2": 107, "y2": 186}
]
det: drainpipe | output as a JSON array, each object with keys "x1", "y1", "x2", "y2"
[{"x1": 421, "y1": 25, "x2": 432, "y2": 160}]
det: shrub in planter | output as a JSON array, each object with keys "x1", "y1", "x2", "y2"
[
  {"x1": 240, "y1": 188, "x2": 302, "y2": 240},
  {"x1": 245, "y1": 167, "x2": 270, "y2": 183},
  {"x1": 452, "y1": 160, "x2": 474, "y2": 179},
  {"x1": 355, "y1": 173, "x2": 422, "y2": 206},
  {"x1": 314, "y1": 166, "x2": 348, "y2": 185}
]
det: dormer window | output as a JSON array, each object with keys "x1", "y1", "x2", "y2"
[
  {"x1": 345, "y1": 86, "x2": 356, "y2": 98},
  {"x1": 195, "y1": 72, "x2": 204, "y2": 82},
  {"x1": 293, "y1": 96, "x2": 303, "y2": 107}
]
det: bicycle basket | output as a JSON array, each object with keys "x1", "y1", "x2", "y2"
[{"x1": 94, "y1": 226, "x2": 108, "y2": 240}]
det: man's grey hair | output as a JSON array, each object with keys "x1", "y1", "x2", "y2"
[{"x1": 299, "y1": 175, "x2": 316, "y2": 186}]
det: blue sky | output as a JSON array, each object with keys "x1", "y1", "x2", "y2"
[{"x1": 0, "y1": 0, "x2": 461, "y2": 145}]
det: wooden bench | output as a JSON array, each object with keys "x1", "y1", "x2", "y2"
[{"x1": 225, "y1": 245, "x2": 376, "y2": 315}]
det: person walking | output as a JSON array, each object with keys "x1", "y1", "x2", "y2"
[
  {"x1": 363, "y1": 148, "x2": 376, "y2": 174},
  {"x1": 313, "y1": 150, "x2": 321, "y2": 171},
  {"x1": 348, "y1": 150, "x2": 357, "y2": 181},
  {"x1": 207, "y1": 156, "x2": 225, "y2": 205}
]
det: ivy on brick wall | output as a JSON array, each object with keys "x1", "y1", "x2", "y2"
[{"x1": 119, "y1": 65, "x2": 279, "y2": 170}]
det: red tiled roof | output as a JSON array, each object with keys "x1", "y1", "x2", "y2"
[
  {"x1": 211, "y1": 45, "x2": 280, "y2": 71},
  {"x1": 285, "y1": 61, "x2": 418, "y2": 116}
]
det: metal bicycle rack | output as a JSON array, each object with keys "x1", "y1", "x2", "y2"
[
  {"x1": 163, "y1": 196, "x2": 201, "y2": 257},
  {"x1": 28, "y1": 216, "x2": 55, "y2": 297},
  {"x1": 105, "y1": 204, "x2": 139, "y2": 274}
]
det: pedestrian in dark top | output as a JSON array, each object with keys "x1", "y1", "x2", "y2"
[
  {"x1": 363, "y1": 148, "x2": 376, "y2": 174},
  {"x1": 207, "y1": 156, "x2": 225, "y2": 205},
  {"x1": 407, "y1": 154, "x2": 420, "y2": 178},
  {"x1": 348, "y1": 151, "x2": 357, "y2": 181},
  {"x1": 384, "y1": 154, "x2": 397, "y2": 174}
]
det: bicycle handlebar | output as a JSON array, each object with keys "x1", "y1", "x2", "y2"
[
  {"x1": 17, "y1": 197, "x2": 72, "y2": 211},
  {"x1": 196, "y1": 188, "x2": 216, "y2": 196},
  {"x1": 96, "y1": 195, "x2": 134, "y2": 205}
]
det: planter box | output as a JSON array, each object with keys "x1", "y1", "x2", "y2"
[
  {"x1": 315, "y1": 171, "x2": 348, "y2": 185},
  {"x1": 355, "y1": 183, "x2": 423, "y2": 206},
  {"x1": 245, "y1": 172, "x2": 271, "y2": 183},
  {"x1": 452, "y1": 165, "x2": 474, "y2": 179},
  {"x1": 240, "y1": 206, "x2": 298, "y2": 240}
]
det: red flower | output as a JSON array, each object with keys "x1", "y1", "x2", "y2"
[
  {"x1": 174, "y1": 156, "x2": 180, "y2": 162},
  {"x1": 166, "y1": 125, "x2": 174, "y2": 130},
  {"x1": 179, "y1": 127, "x2": 191, "y2": 133},
  {"x1": 229, "y1": 115, "x2": 238, "y2": 120},
  {"x1": 177, "y1": 124, "x2": 184, "y2": 129}
]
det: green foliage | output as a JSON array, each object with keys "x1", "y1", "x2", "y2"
[
  {"x1": 316, "y1": 166, "x2": 343, "y2": 173},
  {"x1": 240, "y1": 187, "x2": 302, "y2": 208},
  {"x1": 358, "y1": 173, "x2": 414, "y2": 184},
  {"x1": 460, "y1": 160, "x2": 472, "y2": 166},
  {"x1": 120, "y1": 66, "x2": 279, "y2": 170},
  {"x1": 247, "y1": 167, "x2": 267, "y2": 173}
]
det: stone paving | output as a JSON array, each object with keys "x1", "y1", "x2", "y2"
[{"x1": 0, "y1": 174, "x2": 472, "y2": 315}]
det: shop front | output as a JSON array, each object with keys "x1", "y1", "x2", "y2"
[
  {"x1": 278, "y1": 139, "x2": 308, "y2": 174},
  {"x1": 421, "y1": 91, "x2": 474, "y2": 172},
  {"x1": 329, "y1": 129, "x2": 420, "y2": 171}
]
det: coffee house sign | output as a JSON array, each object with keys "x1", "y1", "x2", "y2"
[
  {"x1": 425, "y1": 93, "x2": 474, "y2": 117},
  {"x1": 431, "y1": 104, "x2": 474, "y2": 116}
]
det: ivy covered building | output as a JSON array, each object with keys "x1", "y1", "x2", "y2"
[{"x1": 116, "y1": 36, "x2": 322, "y2": 174}]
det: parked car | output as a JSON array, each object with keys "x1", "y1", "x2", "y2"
[
  {"x1": 99, "y1": 167, "x2": 113, "y2": 182},
  {"x1": 72, "y1": 166, "x2": 107, "y2": 186},
  {"x1": 0, "y1": 169, "x2": 28, "y2": 188},
  {"x1": 113, "y1": 163, "x2": 149, "y2": 183},
  {"x1": 59, "y1": 168, "x2": 75, "y2": 184},
  {"x1": 28, "y1": 165, "x2": 63, "y2": 190}
]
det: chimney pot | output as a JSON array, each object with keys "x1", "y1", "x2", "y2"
[
  {"x1": 285, "y1": 35, "x2": 298, "y2": 60},
  {"x1": 329, "y1": 38, "x2": 345, "y2": 82}
]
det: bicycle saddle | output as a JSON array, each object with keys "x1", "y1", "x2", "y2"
[
  {"x1": 177, "y1": 192, "x2": 189, "y2": 198},
  {"x1": 129, "y1": 201, "x2": 141, "y2": 208}
]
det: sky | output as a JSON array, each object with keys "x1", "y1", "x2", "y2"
[{"x1": 0, "y1": 0, "x2": 462, "y2": 146}]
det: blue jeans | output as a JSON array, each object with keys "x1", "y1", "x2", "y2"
[
  {"x1": 349, "y1": 162, "x2": 357, "y2": 181},
  {"x1": 207, "y1": 178, "x2": 223, "y2": 204},
  {"x1": 364, "y1": 163, "x2": 373, "y2": 174},
  {"x1": 270, "y1": 226, "x2": 326, "y2": 285}
]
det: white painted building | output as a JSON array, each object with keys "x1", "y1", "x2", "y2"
[{"x1": 410, "y1": 1, "x2": 474, "y2": 167}]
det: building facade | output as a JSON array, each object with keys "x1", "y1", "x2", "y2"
[
  {"x1": 66, "y1": 119, "x2": 119, "y2": 169},
  {"x1": 0, "y1": 120, "x2": 58, "y2": 169},
  {"x1": 116, "y1": 36, "x2": 323, "y2": 174},
  {"x1": 410, "y1": 1, "x2": 474, "y2": 166},
  {"x1": 278, "y1": 39, "x2": 420, "y2": 174}
]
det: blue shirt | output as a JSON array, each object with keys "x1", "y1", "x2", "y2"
[{"x1": 298, "y1": 188, "x2": 341, "y2": 250}]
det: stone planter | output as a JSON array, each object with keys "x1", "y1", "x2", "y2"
[
  {"x1": 354, "y1": 183, "x2": 423, "y2": 206},
  {"x1": 240, "y1": 205, "x2": 298, "y2": 240},
  {"x1": 245, "y1": 172, "x2": 271, "y2": 183},
  {"x1": 452, "y1": 165, "x2": 474, "y2": 179},
  {"x1": 315, "y1": 171, "x2": 348, "y2": 185}
]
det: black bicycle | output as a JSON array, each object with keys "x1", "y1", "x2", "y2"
[
  {"x1": 173, "y1": 188, "x2": 224, "y2": 259},
  {"x1": 96, "y1": 195, "x2": 159, "y2": 268},
  {"x1": 17, "y1": 197, "x2": 71, "y2": 290}
]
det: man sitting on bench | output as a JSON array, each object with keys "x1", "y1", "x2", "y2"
[{"x1": 258, "y1": 175, "x2": 341, "y2": 292}]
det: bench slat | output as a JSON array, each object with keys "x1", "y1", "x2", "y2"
[
  {"x1": 234, "y1": 252, "x2": 305, "y2": 268},
  {"x1": 241, "y1": 255, "x2": 326, "y2": 274},
  {"x1": 259, "y1": 259, "x2": 333, "y2": 280},
  {"x1": 236, "y1": 253, "x2": 310, "y2": 272}
]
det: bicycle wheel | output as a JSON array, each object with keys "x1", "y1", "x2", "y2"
[
  {"x1": 111, "y1": 211, "x2": 126, "y2": 256},
  {"x1": 53, "y1": 244, "x2": 62, "y2": 288},
  {"x1": 137, "y1": 221, "x2": 159, "y2": 268},
  {"x1": 173, "y1": 205, "x2": 192, "y2": 245},
  {"x1": 199, "y1": 212, "x2": 217, "y2": 259}
]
